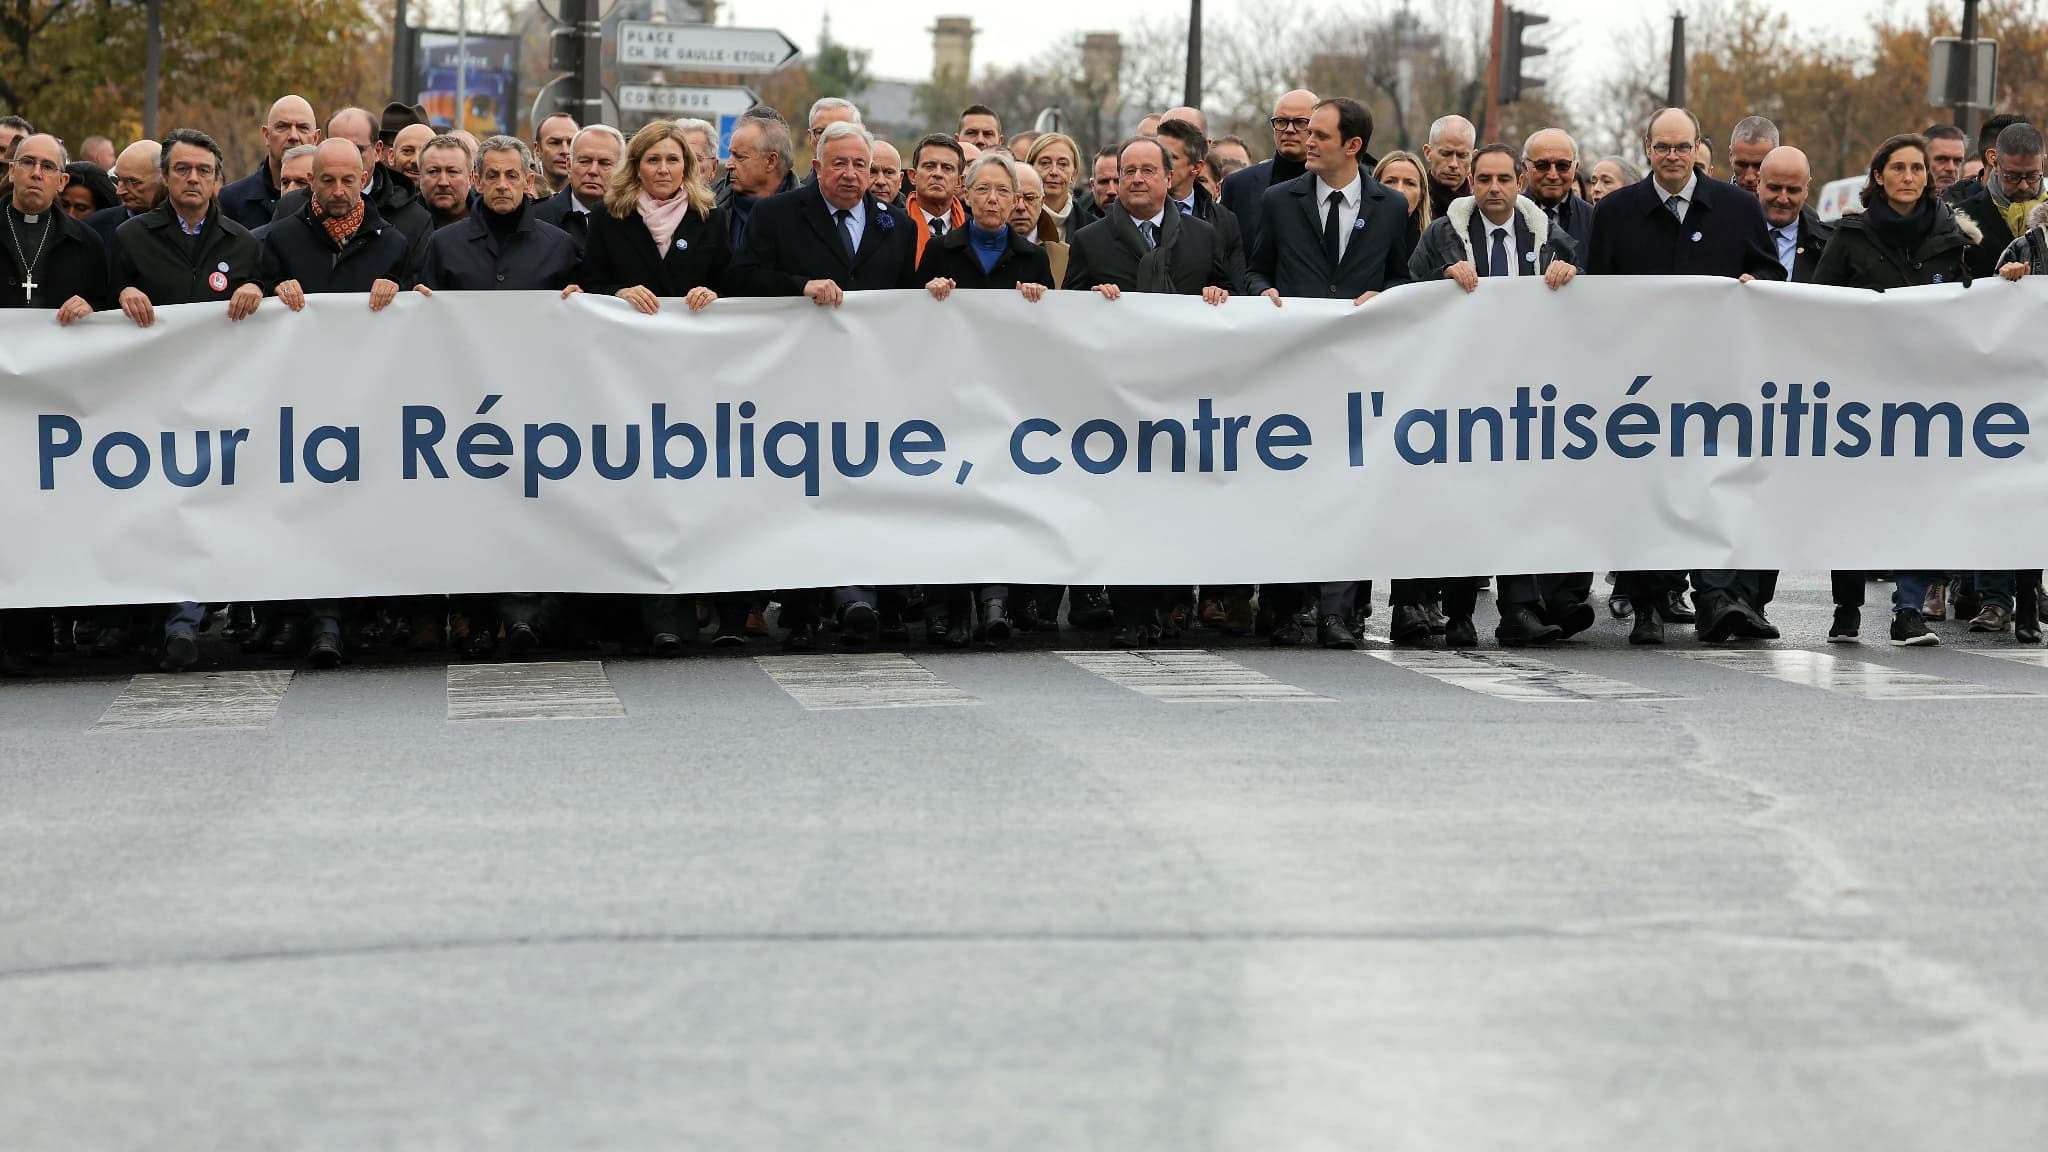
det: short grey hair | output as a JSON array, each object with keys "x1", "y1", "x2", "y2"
[
  {"x1": 1428, "y1": 115, "x2": 1476, "y2": 145},
  {"x1": 962, "y1": 151, "x2": 1018, "y2": 193},
  {"x1": 1521, "y1": 127, "x2": 1578, "y2": 163},
  {"x1": 1730, "y1": 115, "x2": 1781, "y2": 149},
  {"x1": 570, "y1": 124, "x2": 627, "y2": 158},
  {"x1": 808, "y1": 96, "x2": 862, "y2": 128},
  {"x1": 673, "y1": 117, "x2": 717, "y2": 148},
  {"x1": 420, "y1": 132, "x2": 474, "y2": 165},
  {"x1": 281, "y1": 143, "x2": 320, "y2": 167},
  {"x1": 733, "y1": 116, "x2": 794, "y2": 176},
  {"x1": 475, "y1": 134, "x2": 534, "y2": 175},
  {"x1": 814, "y1": 119, "x2": 874, "y2": 160}
]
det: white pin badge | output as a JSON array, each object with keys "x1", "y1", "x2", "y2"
[
  {"x1": 676, "y1": 238, "x2": 689, "y2": 251},
  {"x1": 1691, "y1": 231, "x2": 1703, "y2": 242},
  {"x1": 1524, "y1": 250, "x2": 1537, "y2": 262},
  {"x1": 217, "y1": 261, "x2": 230, "y2": 272}
]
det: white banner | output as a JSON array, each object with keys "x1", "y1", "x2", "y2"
[{"x1": 2, "y1": 279, "x2": 2045, "y2": 609}]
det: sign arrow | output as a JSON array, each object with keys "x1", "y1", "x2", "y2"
[
  {"x1": 616, "y1": 24, "x2": 801, "y2": 73},
  {"x1": 616, "y1": 84, "x2": 761, "y2": 117}
]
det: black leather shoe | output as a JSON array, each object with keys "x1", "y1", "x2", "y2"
[
  {"x1": 1608, "y1": 595, "x2": 1633, "y2": 620},
  {"x1": 267, "y1": 618, "x2": 305, "y2": 656},
  {"x1": 1016, "y1": 598, "x2": 1046, "y2": 633},
  {"x1": 1496, "y1": 606, "x2": 1563, "y2": 647},
  {"x1": 1390, "y1": 603, "x2": 1433, "y2": 645},
  {"x1": 0, "y1": 647, "x2": 33, "y2": 677},
  {"x1": 782, "y1": 621, "x2": 816, "y2": 652},
  {"x1": 1444, "y1": 615, "x2": 1479, "y2": 648},
  {"x1": 1629, "y1": 613, "x2": 1664, "y2": 645},
  {"x1": 1658, "y1": 589, "x2": 1697, "y2": 624},
  {"x1": 507, "y1": 622, "x2": 539, "y2": 655},
  {"x1": 1699, "y1": 601, "x2": 1746, "y2": 643},
  {"x1": 1068, "y1": 588, "x2": 1114, "y2": 629},
  {"x1": 1317, "y1": 614, "x2": 1358, "y2": 649},
  {"x1": 981, "y1": 599, "x2": 1013, "y2": 647},
  {"x1": 1425, "y1": 603, "x2": 1448, "y2": 635},
  {"x1": 1546, "y1": 599, "x2": 1597, "y2": 639},
  {"x1": 650, "y1": 632, "x2": 684, "y2": 658},
  {"x1": 2019, "y1": 618, "x2": 2043, "y2": 645},
  {"x1": 839, "y1": 601, "x2": 878, "y2": 645},
  {"x1": 161, "y1": 629, "x2": 199, "y2": 672},
  {"x1": 307, "y1": 629, "x2": 343, "y2": 669},
  {"x1": 1140, "y1": 620, "x2": 1165, "y2": 645},
  {"x1": 1112, "y1": 622, "x2": 1142, "y2": 648},
  {"x1": 1736, "y1": 608, "x2": 1780, "y2": 641},
  {"x1": 1270, "y1": 616, "x2": 1306, "y2": 647}
]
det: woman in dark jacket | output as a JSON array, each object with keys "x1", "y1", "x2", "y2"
[
  {"x1": 1811, "y1": 132, "x2": 2011, "y2": 648},
  {"x1": 578, "y1": 118, "x2": 730, "y2": 316},
  {"x1": 916, "y1": 152, "x2": 1054, "y2": 648},
  {"x1": 575, "y1": 119, "x2": 731, "y2": 656}
]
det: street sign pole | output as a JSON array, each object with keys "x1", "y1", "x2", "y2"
[{"x1": 1957, "y1": 0, "x2": 1981, "y2": 141}]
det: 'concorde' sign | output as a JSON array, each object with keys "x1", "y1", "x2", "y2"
[{"x1": 616, "y1": 23, "x2": 801, "y2": 72}]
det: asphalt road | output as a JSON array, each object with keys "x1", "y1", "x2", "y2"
[{"x1": 3, "y1": 573, "x2": 2046, "y2": 1150}]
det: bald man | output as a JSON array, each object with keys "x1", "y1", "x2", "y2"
[
  {"x1": 388, "y1": 122, "x2": 434, "y2": 181},
  {"x1": 221, "y1": 94, "x2": 320, "y2": 229},
  {"x1": 1221, "y1": 87, "x2": 1317, "y2": 254},
  {"x1": 1755, "y1": 145, "x2": 1828, "y2": 284},
  {"x1": 270, "y1": 106, "x2": 433, "y2": 263},
  {"x1": 1162, "y1": 106, "x2": 1207, "y2": 137},
  {"x1": 84, "y1": 138, "x2": 163, "y2": 247}
]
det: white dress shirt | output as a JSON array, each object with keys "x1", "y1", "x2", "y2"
[
  {"x1": 1313, "y1": 172, "x2": 1364, "y2": 260},
  {"x1": 1481, "y1": 219, "x2": 1521, "y2": 277},
  {"x1": 1662, "y1": 171, "x2": 1700, "y2": 224},
  {"x1": 830, "y1": 198, "x2": 868, "y2": 250}
]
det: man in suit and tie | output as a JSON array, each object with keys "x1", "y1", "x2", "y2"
[
  {"x1": 1221, "y1": 89, "x2": 1317, "y2": 258},
  {"x1": 532, "y1": 125, "x2": 623, "y2": 259},
  {"x1": 1588, "y1": 107, "x2": 1787, "y2": 646},
  {"x1": 1063, "y1": 135, "x2": 1234, "y2": 647},
  {"x1": 731, "y1": 120, "x2": 919, "y2": 649},
  {"x1": 1755, "y1": 146, "x2": 1829, "y2": 283},
  {"x1": 1245, "y1": 96, "x2": 1413, "y2": 649}
]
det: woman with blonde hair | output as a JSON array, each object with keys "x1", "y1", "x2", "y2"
[
  {"x1": 578, "y1": 118, "x2": 730, "y2": 319},
  {"x1": 1373, "y1": 150, "x2": 1431, "y2": 258},
  {"x1": 1027, "y1": 131, "x2": 1092, "y2": 241}
]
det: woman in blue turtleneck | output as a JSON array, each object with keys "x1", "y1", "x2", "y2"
[
  {"x1": 915, "y1": 152, "x2": 1054, "y2": 304},
  {"x1": 913, "y1": 152, "x2": 1055, "y2": 649}
]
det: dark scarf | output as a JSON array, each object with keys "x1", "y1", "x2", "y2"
[
  {"x1": 1863, "y1": 196, "x2": 1936, "y2": 252},
  {"x1": 728, "y1": 192, "x2": 758, "y2": 251},
  {"x1": 482, "y1": 195, "x2": 525, "y2": 240},
  {"x1": 1107, "y1": 202, "x2": 1183, "y2": 294},
  {"x1": 1270, "y1": 155, "x2": 1308, "y2": 184},
  {"x1": 968, "y1": 219, "x2": 1007, "y2": 273},
  {"x1": 1428, "y1": 175, "x2": 1471, "y2": 220}
]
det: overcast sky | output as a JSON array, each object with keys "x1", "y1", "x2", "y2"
[{"x1": 719, "y1": 0, "x2": 1898, "y2": 108}]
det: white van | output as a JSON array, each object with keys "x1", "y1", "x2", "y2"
[{"x1": 1814, "y1": 176, "x2": 1864, "y2": 221}]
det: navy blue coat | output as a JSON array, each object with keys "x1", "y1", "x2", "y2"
[
  {"x1": 1220, "y1": 155, "x2": 1307, "y2": 260},
  {"x1": 84, "y1": 204, "x2": 139, "y2": 249},
  {"x1": 1245, "y1": 171, "x2": 1415, "y2": 299},
  {"x1": 727, "y1": 181, "x2": 919, "y2": 297},
  {"x1": 420, "y1": 207, "x2": 580, "y2": 292},
  {"x1": 1535, "y1": 193, "x2": 1596, "y2": 249},
  {"x1": 1585, "y1": 172, "x2": 1786, "y2": 280},
  {"x1": 218, "y1": 162, "x2": 282, "y2": 233},
  {"x1": 530, "y1": 188, "x2": 592, "y2": 258}
]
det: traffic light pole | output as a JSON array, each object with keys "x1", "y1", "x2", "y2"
[
  {"x1": 1956, "y1": 0, "x2": 1980, "y2": 141},
  {"x1": 1482, "y1": 0, "x2": 1503, "y2": 143},
  {"x1": 568, "y1": 0, "x2": 604, "y2": 126}
]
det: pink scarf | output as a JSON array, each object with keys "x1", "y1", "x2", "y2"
[{"x1": 637, "y1": 189, "x2": 690, "y2": 255}]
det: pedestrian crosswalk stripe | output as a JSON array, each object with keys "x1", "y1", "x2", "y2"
[
  {"x1": 1056, "y1": 649, "x2": 1330, "y2": 703},
  {"x1": 755, "y1": 652, "x2": 982, "y2": 711},
  {"x1": 92, "y1": 670, "x2": 295, "y2": 732},
  {"x1": 1675, "y1": 649, "x2": 2040, "y2": 700},
  {"x1": 446, "y1": 661, "x2": 625, "y2": 721},
  {"x1": 1366, "y1": 648, "x2": 1682, "y2": 702}
]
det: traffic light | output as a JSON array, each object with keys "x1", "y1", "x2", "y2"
[
  {"x1": 1500, "y1": 7, "x2": 1548, "y2": 104},
  {"x1": 533, "y1": 0, "x2": 604, "y2": 126}
]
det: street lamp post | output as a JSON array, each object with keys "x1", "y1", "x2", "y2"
[{"x1": 1183, "y1": 0, "x2": 1202, "y2": 109}]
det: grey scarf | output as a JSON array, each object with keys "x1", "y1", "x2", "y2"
[{"x1": 1106, "y1": 202, "x2": 1182, "y2": 294}]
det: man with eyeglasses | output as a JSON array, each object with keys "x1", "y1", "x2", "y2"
[
  {"x1": 1587, "y1": 106, "x2": 1785, "y2": 646},
  {"x1": 1949, "y1": 120, "x2": 2048, "y2": 282},
  {"x1": 535, "y1": 124, "x2": 625, "y2": 257},
  {"x1": 84, "y1": 139, "x2": 164, "y2": 248},
  {"x1": 1423, "y1": 114, "x2": 1476, "y2": 221},
  {"x1": 220, "y1": 94, "x2": 320, "y2": 231},
  {"x1": 1220, "y1": 88, "x2": 1317, "y2": 257},
  {"x1": 1521, "y1": 127, "x2": 1593, "y2": 246},
  {"x1": 0, "y1": 133, "x2": 110, "y2": 676}
]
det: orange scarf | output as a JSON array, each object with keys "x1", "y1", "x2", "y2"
[{"x1": 319, "y1": 197, "x2": 366, "y2": 247}]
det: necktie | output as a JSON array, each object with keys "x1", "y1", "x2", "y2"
[
  {"x1": 1178, "y1": 200, "x2": 1193, "y2": 215},
  {"x1": 1138, "y1": 221, "x2": 1157, "y2": 250},
  {"x1": 1488, "y1": 227, "x2": 1510, "y2": 277},
  {"x1": 1667, "y1": 193, "x2": 1685, "y2": 221},
  {"x1": 1324, "y1": 190, "x2": 1343, "y2": 268},
  {"x1": 930, "y1": 214, "x2": 948, "y2": 236},
  {"x1": 834, "y1": 209, "x2": 856, "y2": 262}
]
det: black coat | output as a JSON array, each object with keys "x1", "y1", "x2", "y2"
[
  {"x1": 1585, "y1": 172, "x2": 1786, "y2": 280},
  {"x1": 1785, "y1": 206, "x2": 1833, "y2": 284},
  {"x1": 0, "y1": 207, "x2": 109, "y2": 311},
  {"x1": 577, "y1": 201, "x2": 732, "y2": 297},
  {"x1": 109, "y1": 202, "x2": 262, "y2": 304},
  {"x1": 1408, "y1": 195, "x2": 1578, "y2": 282},
  {"x1": 84, "y1": 204, "x2": 139, "y2": 249},
  {"x1": 1245, "y1": 171, "x2": 1415, "y2": 299},
  {"x1": 913, "y1": 222, "x2": 1055, "y2": 290},
  {"x1": 273, "y1": 165, "x2": 433, "y2": 275},
  {"x1": 728, "y1": 182, "x2": 919, "y2": 297},
  {"x1": 1809, "y1": 203, "x2": 1976, "y2": 291},
  {"x1": 257, "y1": 197, "x2": 418, "y2": 294},
  {"x1": 1184, "y1": 182, "x2": 1247, "y2": 293},
  {"x1": 1944, "y1": 177, "x2": 2023, "y2": 281},
  {"x1": 1535, "y1": 193, "x2": 1596, "y2": 249},
  {"x1": 1062, "y1": 201, "x2": 1234, "y2": 295},
  {"x1": 1220, "y1": 155, "x2": 1307, "y2": 258},
  {"x1": 421, "y1": 206, "x2": 580, "y2": 292},
  {"x1": 218, "y1": 162, "x2": 282, "y2": 233},
  {"x1": 530, "y1": 188, "x2": 592, "y2": 257}
]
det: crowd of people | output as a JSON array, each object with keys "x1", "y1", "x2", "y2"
[{"x1": 2, "y1": 82, "x2": 2045, "y2": 675}]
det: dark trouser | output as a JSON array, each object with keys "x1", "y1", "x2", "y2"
[
  {"x1": 1390, "y1": 578, "x2": 1481, "y2": 616},
  {"x1": 1830, "y1": 571, "x2": 1867, "y2": 607},
  {"x1": 1315, "y1": 580, "x2": 1377, "y2": 619},
  {"x1": 1110, "y1": 586, "x2": 1169, "y2": 625},
  {"x1": 1497, "y1": 573, "x2": 1594, "y2": 614},
  {"x1": 829, "y1": 585, "x2": 876, "y2": 616},
  {"x1": 1615, "y1": 570, "x2": 1686, "y2": 604},
  {"x1": 499, "y1": 592, "x2": 555, "y2": 631},
  {"x1": 1691, "y1": 569, "x2": 1774, "y2": 612},
  {"x1": 1971, "y1": 570, "x2": 2015, "y2": 612}
]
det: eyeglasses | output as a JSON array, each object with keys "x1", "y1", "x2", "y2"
[
  {"x1": 168, "y1": 162, "x2": 216, "y2": 179},
  {"x1": 10, "y1": 157, "x2": 61, "y2": 175},
  {"x1": 1529, "y1": 158, "x2": 1574, "y2": 173},
  {"x1": 1997, "y1": 167, "x2": 2043, "y2": 191},
  {"x1": 1269, "y1": 117, "x2": 1311, "y2": 132},
  {"x1": 112, "y1": 175, "x2": 150, "y2": 189},
  {"x1": 1649, "y1": 141, "x2": 1695, "y2": 156}
]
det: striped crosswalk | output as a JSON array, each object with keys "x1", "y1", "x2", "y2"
[{"x1": 62, "y1": 641, "x2": 2048, "y2": 731}]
